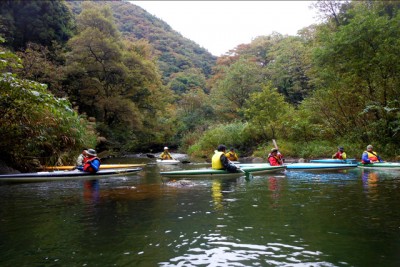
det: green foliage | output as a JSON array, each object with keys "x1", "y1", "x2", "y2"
[
  {"x1": 309, "y1": 1, "x2": 400, "y2": 146},
  {"x1": 244, "y1": 82, "x2": 293, "y2": 141},
  {"x1": 66, "y1": 1, "x2": 217, "y2": 84},
  {"x1": 0, "y1": 0, "x2": 74, "y2": 50},
  {"x1": 211, "y1": 57, "x2": 264, "y2": 120},
  {"x1": 65, "y1": 3, "x2": 171, "y2": 152},
  {"x1": 0, "y1": 47, "x2": 96, "y2": 170},
  {"x1": 187, "y1": 122, "x2": 252, "y2": 159}
]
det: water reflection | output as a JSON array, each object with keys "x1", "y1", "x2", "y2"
[
  {"x1": 211, "y1": 180, "x2": 223, "y2": 211},
  {"x1": 83, "y1": 180, "x2": 100, "y2": 203}
]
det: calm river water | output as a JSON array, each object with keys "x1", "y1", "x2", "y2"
[{"x1": 1, "y1": 159, "x2": 400, "y2": 267}]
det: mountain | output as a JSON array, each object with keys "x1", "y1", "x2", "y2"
[{"x1": 66, "y1": 1, "x2": 217, "y2": 83}]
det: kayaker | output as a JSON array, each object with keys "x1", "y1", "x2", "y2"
[
  {"x1": 268, "y1": 148, "x2": 283, "y2": 166},
  {"x1": 212, "y1": 144, "x2": 239, "y2": 172},
  {"x1": 81, "y1": 149, "x2": 101, "y2": 173},
  {"x1": 225, "y1": 147, "x2": 239, "y2": 161},
  {"x1": 76, "y1": 149, "x2": 88, "y2": 168},
  {"x1": 332, "y1": 146, "x2": 347, "y2": 159},
  {"x1": 361, "y1": 145, "x2": 384, "y2": 164},
  {"x1": 159, "y1": 146, "x2": 173, "y2": 160}
]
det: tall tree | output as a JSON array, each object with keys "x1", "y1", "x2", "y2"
[{"x1": 65, "y1": 3, "x2": 169, "y2": 151}]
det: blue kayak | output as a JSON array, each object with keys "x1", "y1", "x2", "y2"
[
  {"x1": 310, "y1": 159, "x2": 357, "y2": 164},
  {"x1": 286, "y1": 163, "x2": 358, "y2": 171}
]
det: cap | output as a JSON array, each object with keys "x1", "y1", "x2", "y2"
[
  {"x1": 164, "y1": 147, "x2": 169, "y2": 150},
  {"x1": 271, "y1": 148, "x2": 278, "y2": 152}
]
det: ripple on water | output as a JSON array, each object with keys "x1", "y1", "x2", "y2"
[{"x1": 158, "y1": 235, "x2": 338, "y2": 267}]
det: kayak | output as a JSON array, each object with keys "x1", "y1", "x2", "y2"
[
  {"x1": 286, "y1": 162, "x2": 358, "y2": 171},
  {"x1": 156, "y1": 159, "x2": 180, "y2": 165},
  {"x1": 357, "y1": 162, "x2": 400, "y2": 170},
  {"x1": 160, "y1": 164, "x2": 286, "y2": 178},
  {"x1": 309, "y1": 159, "x2": 357, "y2": 164},
  {"x1": 41, "y1": 164, "x2": 146, "y2": 170},
  {"x1": 0, "y1": 168, "x2": 143, "y2": 182}
]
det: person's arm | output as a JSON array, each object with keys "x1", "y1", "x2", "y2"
[
  {"x1": 377, "y1": 155, "x2": 384, "y2": 162},
  {"x1": 361, "y1": 152, "x2": 371, "y2": 163},
  {"x1": 221, "y1": 154, "x2": 230, "y2": 169},
  {"x1": 332, "y1": 152, "x2": 337, "y2": 159}
]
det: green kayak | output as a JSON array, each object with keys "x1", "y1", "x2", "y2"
[
  {"x1": 160, "y1": 164, "x2": 286, "y2": 178},
  {"x1": 357, "y1": 162, "x2": 400, "y2": 170}
]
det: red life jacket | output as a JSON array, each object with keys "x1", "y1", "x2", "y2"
[{"x1": 83, "y1": 157, "x2": 101, "y2": 173}]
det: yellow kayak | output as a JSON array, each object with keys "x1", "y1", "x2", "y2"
[{"x1": 42, "y1": 164, "x2": 146, "y2": 170}]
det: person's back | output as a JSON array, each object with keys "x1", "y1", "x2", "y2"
[{"x1": 212, "y1": 145, "x2": 239, "y2": 172}]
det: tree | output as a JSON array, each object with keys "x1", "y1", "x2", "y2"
[
  {"x1": 244, "y1": 82, "x2": 293, "y2": 141},
  {"x1": 211, "y1": 57, "x2": 264, "y2": 120},
  {"x1": 310, "y1": 1, "x2": 400, "y2": 145},
  {"x1": 0, "y1": 44, "x2": 96, "y2": 170},
  {"x1": 0, "y1": 0, "x2": 74, "y2": 50},
  {"x1": 65, "y1": 3, "x2": 170, "y2": 151}
]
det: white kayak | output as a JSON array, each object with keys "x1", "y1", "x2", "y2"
[
  {"x1": 0, "y1": 168, "x2": 143, "y2": 182},
  {"x1": 156, "y1": 159, "x2": 180, "y2": 165}
]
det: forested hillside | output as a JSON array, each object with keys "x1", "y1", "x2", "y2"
[
  {"x1": 66, "y1": 1, "x2": 216, "y2": 84},
  {"x1": 0, "y1": 0, "x2": 399, "y2": 172}
]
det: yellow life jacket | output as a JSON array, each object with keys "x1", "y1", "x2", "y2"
[
  {"x1": 212, "y1": 151, "x2": 225, "y2": 170},
  {"x1": 160, "y1": 151, "x2": 172, "y2": 160},
  {"x1": 225, "y1": 151, "x2": 238, "y2": 161},
  {"x1": 364, "y1": 151, "x2": 378, "y2": 162}
]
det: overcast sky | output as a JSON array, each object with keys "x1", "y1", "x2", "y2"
[{"x1": 130, "y1": 1, "x2": 320, "y2": 56}]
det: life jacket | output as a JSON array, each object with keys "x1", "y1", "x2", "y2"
[
  {"x1": 334, "y1": 151, "x2": 346, "y2": 159},
  {"x1": 83, "y1": 157, "x2": 101, "y2": 173},
  {"x1": 362, "y1": 151, "x2": 379, "y2": 163},
  {"x1": 212, "y1": 151, "x2": 225, "y2": 170},
  {"x1": 225, "y1": 151, "x2": 238, "y2": 161},
  {"x1": 268, "y1": 153, "x2": 282, "y2": 166},
  {"x1": 160, "y1": 151, "x2": 172, "y2": 160}
]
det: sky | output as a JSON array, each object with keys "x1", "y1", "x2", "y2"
[{"x1": 130, "y1": 1, "x2": 320, "y2": 56}]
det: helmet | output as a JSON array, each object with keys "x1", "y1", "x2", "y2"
[
  {"x1": 271, "y1": 148, "x2": 278, "y2": 152},
  {"x1": 164, "y1": 147, "x2": 169, "y2": 150}
]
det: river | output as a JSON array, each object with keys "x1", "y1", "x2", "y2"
[{"x1": 1, "y1": 158, "x2": 400, "y2": 266}]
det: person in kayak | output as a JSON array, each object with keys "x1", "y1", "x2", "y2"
[
  {"x1": 225, "y1": 147, "x2": 239, "y2": 161},
  {"x1": 76, "y1": 149, "x2": 88, "y2": 168},
  {"x1": 361, "y1": 145, "x2": 384, "y2": 164},
  {"x1": 159, "y1": 146, "x2": 173, "y2": 160},
  {"x1": 81, "y1": 149, "x2": 101, "y2": 173},
  {"x1": 332, "y1": 146, "x2": 347, "y2": 159},
  {"x1": 212, "y1": 145, "x2": 239, "y2": 172},
  {"x1": 268, "y1": 148, "x2": 284, "y2": 166}
]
